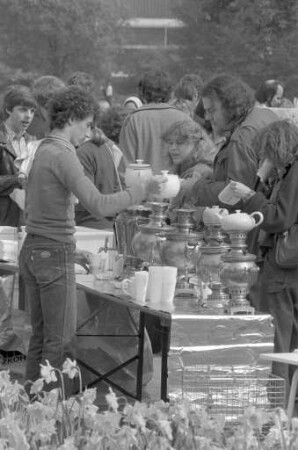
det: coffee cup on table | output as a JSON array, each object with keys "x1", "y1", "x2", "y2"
[
  {"x1": 122, "y1": 271, "x2": 149, "y2": 305},
  {"x1": 160, "y1": 266, "x2": 177, "y2": 312},
  {"x1": 147, "y1": 265, "x2": 177, "y2": 311},
  {"x1": 147, "y1": 266, "x2": 164, "y2": 307}
]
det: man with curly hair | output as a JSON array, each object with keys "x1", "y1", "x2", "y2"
[
  {"x1": 119, "y1": 70, "x2": 194, "y2": 174},
  {"x1": 19, "y1": 86, "x2": 161, "y2": 391},
  {"x1": 190, "y1": 74, "x2": 278, "y2": 208}
]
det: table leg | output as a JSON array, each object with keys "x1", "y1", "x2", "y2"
[
  {"x1": 160, "y1": 318, "x2": 171, "y2": 401},
  {"x1": 136, "y1": 311, "x2": 145, "y2": 400},
  {"x1": 287, "y1": 368, "x2": 298, "y2": 421}
]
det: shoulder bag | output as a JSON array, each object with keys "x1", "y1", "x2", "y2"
[{"x1": 275, "y1": 224, "x2": 298, "y2": 269}]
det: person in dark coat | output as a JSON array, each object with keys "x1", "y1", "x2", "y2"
[
  {"x1": 228, "y1": 120, "x2": 298, "y2": 401},
  {"x1": 190, "y1": 74, "x2": 278, "y2": 208},
  {"x1": 0, "y1": 85, "x2": 37, "y2": 226},
  {"x1": 0, "y1": 85, "x2": 37, "y2": 359}
]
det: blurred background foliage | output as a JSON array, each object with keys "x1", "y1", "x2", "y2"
[{"x1": 0, "y1": 0, "x2": 297, "y2": 99}]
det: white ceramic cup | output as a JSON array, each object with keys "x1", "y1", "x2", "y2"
[
  {"x1": 147, "y1": 266, "x2": 164, "y2": 306},
  {"x1": 122, "y1": 271, "x2": 149, "y2": 304},
  {"x1": 160, "y1": 266, "x2": 177, "y2": 312},
  {"x1": 218, "y1": 182, "x2": 240, "y2": 206}
]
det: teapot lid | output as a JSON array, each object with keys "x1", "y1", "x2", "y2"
[
  {"x1": 128, "y1": 159, "x2": 151, "y2": 169},
  {"x1": 222, "y1": 251, "x2": 256, "y2": 262}
]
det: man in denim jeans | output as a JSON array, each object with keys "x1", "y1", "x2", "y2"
[{"x1": 19, "y1": 86, "x2": 161, "y2": 394}]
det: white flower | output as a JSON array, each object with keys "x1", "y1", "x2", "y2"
[
  {"x1": 105, "y1": 387, "x2": 119, "y2": 412},
  {"x1": 158, "y1": 419, "x2": 173, "y2": 440},
  {"x1": 40, "y1": 360, "x2": 57, "y2": 384},
  {"x1": 58, "y1": 436, "x2": 77, "y2": 450},
  {"x1": 30, "y1": 378, "x2": 44, "y2": 395},
  {"x1": 62, "y1": 358, "x2": 79, "y2": 379}
]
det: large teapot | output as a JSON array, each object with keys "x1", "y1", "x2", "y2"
[
  {"x1": 158, "y1": 209, "x2": 204, "y2": 275},
  {"x1": 131, "y1": 202, "x2": 173, "y2": 263},
  {"x1": 202, "y1": 205, "x2": 229, "y2": 226},
  {"x1": 125, "y1": 159, "x2": 153, "y2": 188},
  {"x1": 220, "y1": 210, "x2": 264, "y2": 232}
]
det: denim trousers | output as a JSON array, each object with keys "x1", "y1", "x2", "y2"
[
  {"x1": 260, "y1": 248, "x2": 298, "y2": 400},
  {"x1": 19, "y1": 234, "x2": 77, "y2": 385}
]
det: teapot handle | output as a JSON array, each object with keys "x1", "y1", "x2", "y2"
[
  {"x1": 250, "y1": 211, "x2": 264, "y2": 228},
  {"x1": 122, "y1": 278, "x2": 134, "y2": 297}
]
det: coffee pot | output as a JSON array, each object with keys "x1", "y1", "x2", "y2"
[
  {"x1": 131, "y1": 202, "x2": 173, "y2": 264},
  {"x1": 218, "y1": 211, "x2": 264, "y2": 314},
  {"x1": 124, "y1": 159, "x2": 153, "y2": 188},
  {"x1": 202, "y1": 205, "x2": 229, "y2": 226},
  {"x1": 158, "y1": 208, "x2": 204, "y2": 277}
]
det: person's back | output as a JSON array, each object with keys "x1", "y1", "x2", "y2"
[
  {"x1": 119, "y1": 70, "x2": 194, "y2": 174},
  {"x1": 75, "y1": 105, "x2": 128, "y2": 229},
  {"x1": 172, "y1": 73, "x2": 203, "y2": 118},
  {"x1": 75, "y1": 140, "x2": 121, "y2": 229}
]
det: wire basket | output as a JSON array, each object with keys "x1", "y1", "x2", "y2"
[{"x1": 181, "y1": 365, "x2": 285, "y2": 421}]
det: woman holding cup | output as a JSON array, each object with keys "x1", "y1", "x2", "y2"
[{"x1": 223, "y1": 120, "x2": 298, "y2": 401}]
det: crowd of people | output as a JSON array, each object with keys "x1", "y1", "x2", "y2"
[{"x1": 0, "y1": 68, "x2": 298, "y2": 401}]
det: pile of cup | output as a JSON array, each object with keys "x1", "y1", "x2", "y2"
[
  {"x1": 122, "y1": 265, "x2": 178, "y2": 312},
  {"x1": 88, "y1": 251, "x2": 124, "y2": 280}
]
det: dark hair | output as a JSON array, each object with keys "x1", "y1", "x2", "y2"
[
  {"x1": 98, "y1": 105, "x2": 128, "y2": 143},
  {"x1": 3, "y1": 85, "x2": 37, "y2": 118},
  {"x1": 255, "y1": 79, "x2": 283, "y2": 107},
  {"x1": 202, "y1": 74, "x2": 255, "y2": 127},
  {"x1": 48, "y1": 86, "x2": 98, "y2": 130},
  {"x1": 67, "y1": 71, "x2": 95, "y2": 94},
  {"x1": 32, "y1": 75, "x2": 65, "y2": 108},
  {"x1": 255, "y1": 120, "x2": 298, "y2": 167},
  {"x1": 174, "y1": 74, "x2": 203, "y2": 101},
  {"x1": 138, "y1": 70, "x2": 172, "y2": 103}
]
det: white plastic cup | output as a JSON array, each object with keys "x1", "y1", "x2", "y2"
[
  {"x1": 134, "y1": 271, "x2": 149, "y2": 304},
  {"x1": 147, "y1": 266, "x2": 164, "y2": 306},
  {"x1": 218, "y1": 182, "x2": 240, "y2": 206},
  {"x1": 160, "y1": 266, "x2": 177, "y2": 312}
]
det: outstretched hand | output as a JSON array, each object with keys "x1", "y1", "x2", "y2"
[{"x1": 75, "y1": 249, "x2": 92, "y2": 273}]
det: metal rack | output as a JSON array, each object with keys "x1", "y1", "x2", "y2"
[{"x1": 181, "y1": 365, "x2": 285, "y2": 421}]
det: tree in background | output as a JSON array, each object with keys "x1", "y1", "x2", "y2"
[
  {"x1": 0, "y1": 0, "x2": 126, "y2": 81},
  {"x1": 174, "y1": 0, "x2": 298, "y2": 93}
]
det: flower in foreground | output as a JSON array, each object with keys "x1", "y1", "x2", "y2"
[
  {"x1": 62, "y1": 358, "x2": 79, "y2": 379},
  {"x1": 105, "y1": 388, "x2": 119, "y2": 412},
  {"x1": 30, "y1": 378, "x2": 44, "y2": 396},
  {"x1": 40, "y1": 360, "x2": 57, "y2": 384}
]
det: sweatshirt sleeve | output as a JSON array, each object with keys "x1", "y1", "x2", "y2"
[
  {"x1": 53, "y1": 149, "x2": 145, "y2": 217},
  {"x1": 191, "y1": 128, "x2": 258, "y2": 207},
  {"x1": 119, "y1": 116, "x2": 138, "y2": 164}
]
